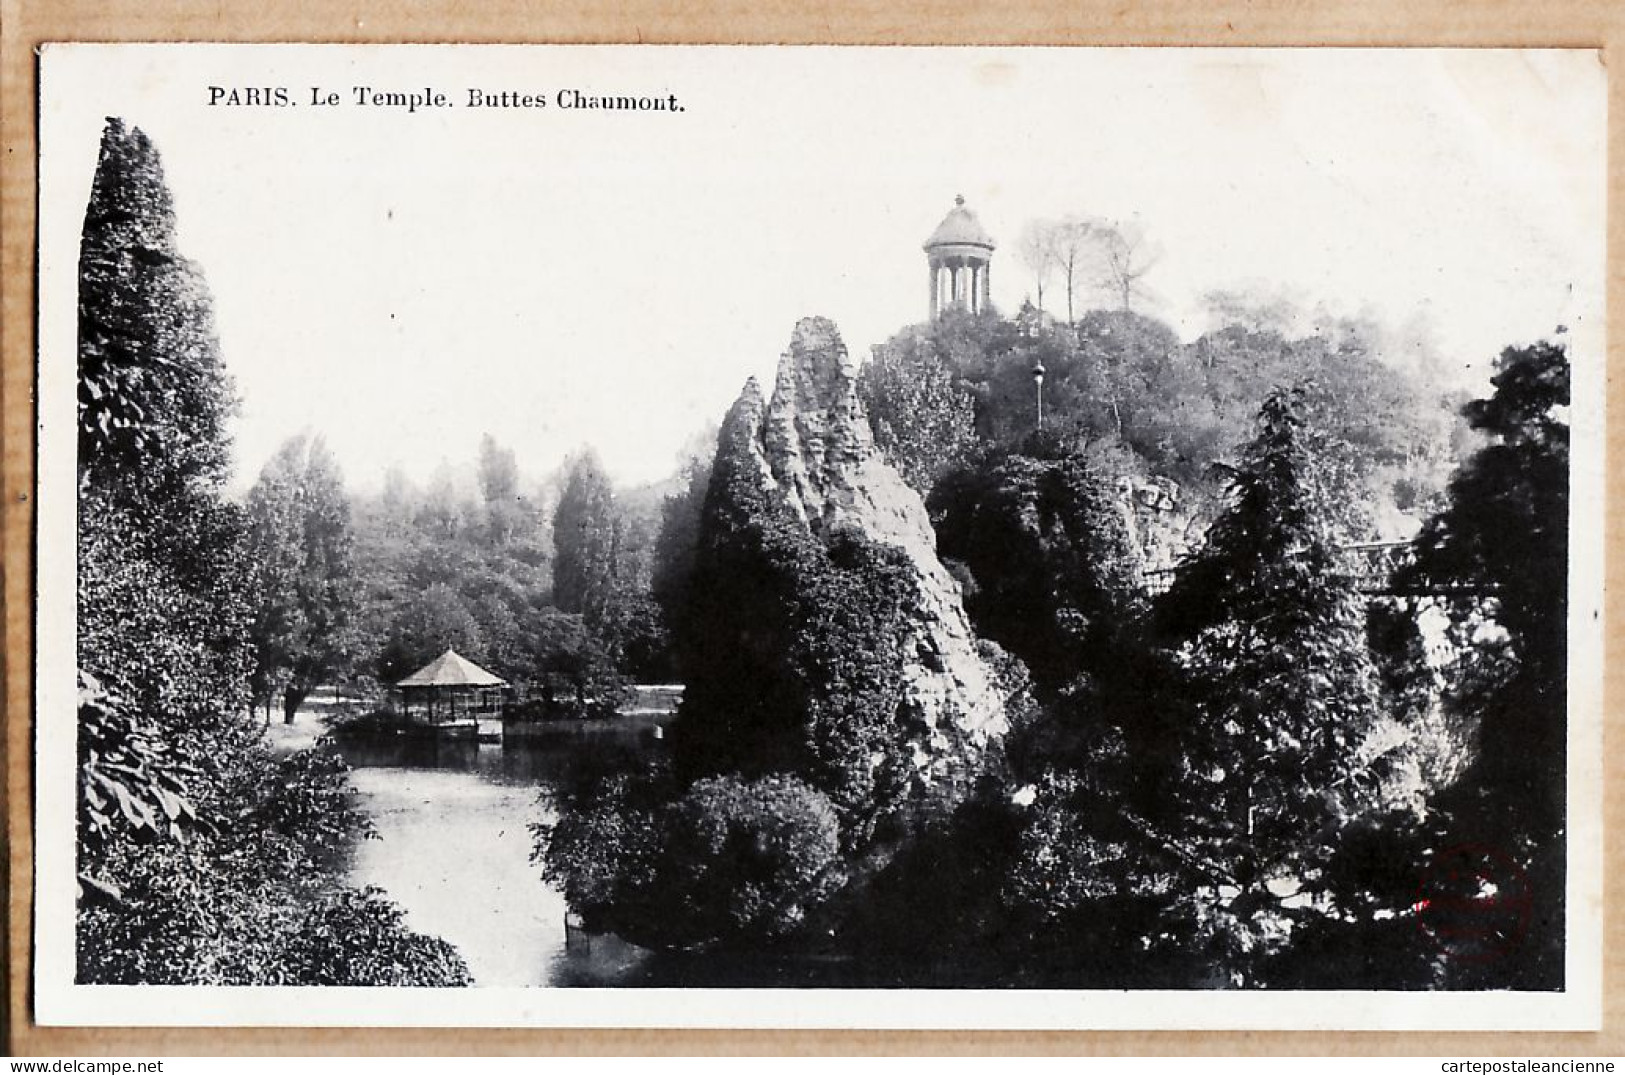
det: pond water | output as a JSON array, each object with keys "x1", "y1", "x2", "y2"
[
  {"x1": 270, "y1": 697, "x2": 882, "y2": 988},
  {"x1": 332, "y1": 721, "x2": 665, "y2": 987}
]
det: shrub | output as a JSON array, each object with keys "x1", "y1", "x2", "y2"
[
  {"x1": 77, "y1": 740, "x2": 472, "y2": 986},
  {"x1": 658, "y1": 775, "x2": 844, "y2": 947},
  {"x1": 535, "y1": 768, "x2": 668, "y2": 932},
  {"x1": 286, "y1": 888, "x2": 472, "y2": 986}
]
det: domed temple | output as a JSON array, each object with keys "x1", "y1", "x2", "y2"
[{"x1": 924, "y1": 194, "x2": 995, "y2": 319}]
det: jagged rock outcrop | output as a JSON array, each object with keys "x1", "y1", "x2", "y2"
[
  {"x1": 1117, "y1": 475, "x2": 1200, "y2": 574},
  {"x1": 745, "y1": 316, "x2": 1007, "y2": 765}
]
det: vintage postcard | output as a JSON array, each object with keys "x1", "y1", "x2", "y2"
[{"x1": 32, "y1": 44, "x2": 1606, "y2": 1029}]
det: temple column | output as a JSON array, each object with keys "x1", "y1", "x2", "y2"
[
  {"x1": 928, "y1": 260, "x2": 939, "y2": 320},
  {"x1": 981, "y1": 260, "x2": 992, "y2": 312}
]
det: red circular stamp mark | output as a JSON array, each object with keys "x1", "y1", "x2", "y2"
[{"x1": 1415, "y1": 843, "x2": 1532, "y2": 962}]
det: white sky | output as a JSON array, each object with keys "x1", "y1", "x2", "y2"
[{"x1": 40, "y1": 46, "x2": 1606, "y2": 492}]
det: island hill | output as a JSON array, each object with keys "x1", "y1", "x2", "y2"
[{"x1": 75, "y1": 113, "x2": 1567, "y2": 991}]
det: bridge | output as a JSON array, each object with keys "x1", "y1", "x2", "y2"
[{"x1": 1141, "y1": 539, "x2": 1497, "y2": 600}]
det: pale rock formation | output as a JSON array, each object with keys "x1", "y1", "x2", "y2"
[{"x1": 736, "y1": 316, "x2": 1007, "y2": 772}]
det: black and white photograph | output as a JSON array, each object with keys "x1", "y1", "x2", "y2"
[{"x1": 33, "y1": 44, "x2": 1605, "y2": 1029}]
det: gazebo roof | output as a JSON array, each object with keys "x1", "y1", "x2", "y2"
[
  {"x1": 396, "y1": 648, "x2": 507, "y2": 688},
  {"x1": 923, "y1": 195, "x2": 995, "y2": 251}
]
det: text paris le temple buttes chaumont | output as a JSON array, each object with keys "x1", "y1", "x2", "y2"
[{"x1": 206, "y1": 85, "x2": 685, "y2": 113}]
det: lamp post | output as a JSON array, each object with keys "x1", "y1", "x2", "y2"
[{"x1": 1032, "y1": 360, "x2": 1047, "y2": 429}]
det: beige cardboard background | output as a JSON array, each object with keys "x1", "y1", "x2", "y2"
[{"x1": 4, "y1": 0, "x2": 1620, "y2": 1056}]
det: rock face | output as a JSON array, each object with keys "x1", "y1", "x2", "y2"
[
  {"x1": 742, "y1": 317, "x2": 1008, "y2": 765},
  {"x1": 1117, "y1": 475, "x2": 1200, "y2": 574}
]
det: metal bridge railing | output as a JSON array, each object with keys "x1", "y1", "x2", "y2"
[{"x1": 1139, "y1": 539, "x2": 1471, "y2": 599}]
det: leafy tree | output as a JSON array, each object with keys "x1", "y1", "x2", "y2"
[
  {"x1": 552, "y1": 449, "x2": 621, "y2": 625},
  {"x1": 1406, "y1": 340, "x2": 1569, "y2": 716},
  {"x1": 347, "y1": 444, "x2": 564, "y2": 692},
  {"x1": 1398, "y1": 339, "x2": 1569, "y2": 987},
  {"x1": 656, "y1": 775, "x2": 844, "y2": 946},
  {"x1": 856, "y1": 334, "x2": 978, "y2": 496},
  {"x1": 650, "y1": 448, "x2": 714, "y2": 675},
  {"x1": 416, "y1": 463, "x2": 471, "y2": 539},
  {"x1": 78, "y1": 118, "x2": 234, "y2": 504},
  {"x1": 76, "y1": 117, "x2": 256, "y2": 889},
  {"x1": 517, "y1": 607, "x2": 627, "y2": 717},
  {"x1": 931, "y1": 432, "x2": 1143, "y2": 698},
  {"x1": 282, "y1": 888, "x2": 472, "y2": 986},
  {"x1": 245, "y1": 434, "x2": 358, "y2": 722},
  {"x1": 77, "y1": 496, "x2": 257, "y2": 749},
  {"x1": 376, "y1": 582, "x2": 486, "y2": 683},
  {"x1": 477, "y1": 433, "x2": 523, "y2": 545},
  {"x1": 535, "y1": 764, "x2": 672, "y2": 934},
  {"x1": 537, "y1": 769, "x2": 842, "y2": 951},
  {"x1": 76, "y1": 671, "x2": 206, "y2": 878},
  {"x1": 74, "y1": 117, "x2": 469, "y2": 989},
  {"x1": 78, "y1": 738, "x2": 471, "y2": 986},
  {"x1": 1152, "y1": 386, "x2": 1389, "y2": 981}
]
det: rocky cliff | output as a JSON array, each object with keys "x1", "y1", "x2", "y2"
[{"x1": 743, "y1": 317, "x2": 1008, "y2": 772}]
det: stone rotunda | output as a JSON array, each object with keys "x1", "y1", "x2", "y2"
[{"x1": 924, "y1": 194, "x2": 995, "y2": 319}]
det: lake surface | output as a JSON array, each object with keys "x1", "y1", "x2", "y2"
[
  {"x1": 328, "y1": 717, "x2": 667, "y2": 987},
  {"x1": 271, "y1": 697, "x2": 882, "y2": 988}
]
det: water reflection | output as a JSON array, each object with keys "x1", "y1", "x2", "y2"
[
  {"x1": 332, "y1": 716, "x2": 898, "y2": 989},
  {"x1": 334, "y1": 718, "x2": 666, "y2": 988}
]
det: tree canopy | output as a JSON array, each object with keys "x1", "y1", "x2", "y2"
[
  {"x1": 1403, "y1": 340, "x2": 1570, "y2": 851},
  {"x1": 246, "y1": 434, "x2": 358, "y2": 721},
  {"x1": 75, "y1": 118, "x2": 469, "y2": 987}
]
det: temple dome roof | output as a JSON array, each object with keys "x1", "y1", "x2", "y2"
[{"x1": 923, "y1": 195, "x2": 995, "y2": 251}]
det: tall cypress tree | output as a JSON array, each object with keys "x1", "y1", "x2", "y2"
[
  {"x1": 76, "y1": 118, "x2": 255, "y2": 876},
  {"x1": 77, "y1": 117, "x2": 254, "y2": 737},
  {"x1": 551, "y1": 449, "x2": 620, "y2": 625},
  {"x1": 79, "y1": 118, "x2": 235, "y2": 505},
  {"x1": 1156, "y1": 386, "x2": 1383, "y2": 879}
]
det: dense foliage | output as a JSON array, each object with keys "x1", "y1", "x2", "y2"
[
  {"x1": 341, "y1": 441, "x2": 672, "y2": 711},
  {"x1": 1392, "y1": 340, "x2": 1571, "y2": 988},
  {"x1": 77, "y1": 117, "x2": 259, "y2": 888},
  {"x1": 75, "y1": 118, "x2": 468, "y2": 986},
  {"x1": 1403, "y1": 341, "x2": 1570, "y2": 837},
  {"x1": 856, "y1": 332, "x2": 978, "y2": 495},
  {"x1": 1147, "y1": 386, "x2": 1395, "y2": 981},
  {"x1": 668, "y1": 385, "x2": 924, "y2": 839},
  {"x1": 537, "y1": 767, "x2": 842, "y2": 950},
  {"x1": 79, "y1": 736, "x2": 469, "y2": 986},
  {"x1": 931, "y1": 431, "x2": 1143, "y2": 697},
  {"x1": 877, "y1": 299, "x2": 1463, "y2": 539},
  {"x1": 656, "y1": 775, "x2": 844, "y2": 945},
  {"x1": 246, "y1": 434, "x2": 359, "y2": 722},
  {"x1": 545, "y1": 288, "x2": 1557, "y2": 988}
]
